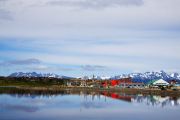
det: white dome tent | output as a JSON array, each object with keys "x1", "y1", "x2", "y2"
[{"x1": 152, "y1": 79, "x2": 169, "y2": 86}]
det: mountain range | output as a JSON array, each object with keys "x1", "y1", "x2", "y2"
[
  {"x1": 8, "y1": 71, "x2": 180, "y2": 83},
  {"x1": 112, "y1": 71, "x2": 180, "y2": 83},
  {"x1": 9, "y1": 72, "x2": 72, "y2": 79}
]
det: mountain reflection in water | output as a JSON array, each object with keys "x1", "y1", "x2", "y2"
[
  {"x1": 101, "y1": 92, "x2": 180, "y2": 107},
  {"x1": 1, "y1": 91, "x2": 180, "y2": 107},
  {"x1": 1, "y1": 90, "x2": 180, "y2": 120}
]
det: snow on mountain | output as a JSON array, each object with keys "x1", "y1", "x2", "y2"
[
  {"x1": 100, "y1": 76, "x2": 111, "y2": 80},
  {"x1": 8, "y1": 71, "x2": 180, "y2": 83},
  {"x1": 80, "y1": 75, "x2": 110, "y2": 80},
  {"x1": 112, "y1": 71, "x2": 180, "y2": 83},
  {"x1": 9, "y1": 72, "x2": 71, "y2": 79},
  {"x1": 170, "y1": 72, "x2": 180, "y2": 79},
  {"x1": 79, "y1": 71, "x2": 180, "y2": 82}
]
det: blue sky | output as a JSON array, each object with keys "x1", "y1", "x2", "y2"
[{"x1": 0, "y1": 0, "x2": 180, "y2": 77}]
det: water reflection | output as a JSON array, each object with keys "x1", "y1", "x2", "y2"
[
  {"x1": 1, "y1": 90, "x2": 180, "y2": 120},
  {"x1": 132, "y1": 95, "x2": 180, "y2": 107},
  {"x1": 100, "y1": 92, "x2": 180, "y2": 107},
  {"x1": 101, "y1": 92, "x2": 132, "y2": 102},
  {"x1": 1, "y1": 91, "x2": 180, "y2": 108},
  {"x1": 1, "y1": 104, "x2": 39, "y2": 112}
]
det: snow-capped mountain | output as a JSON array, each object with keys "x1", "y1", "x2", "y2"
[
  {"x1": 9, "y1": 72, "x2": 71, "y2": 79},
  {"x1": 80, "y1": 75, "x2": 110, "y2": 80},
  {"x1": 8, "y1": 71, "x2": 180, "y2": 83},
  {"x1": 112, "y1": 71, "x2": 180, "y2": 83}
]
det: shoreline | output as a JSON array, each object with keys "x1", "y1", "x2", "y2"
[{"x1": 0, "y1": 86, "x2": 180, "y2": 97}]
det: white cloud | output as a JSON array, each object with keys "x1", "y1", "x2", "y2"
[
  {"x1": 81, "y1": 65, "x2": 107, "y2": 71},
  {"x1": 46, "y1": 0, "x2": 144, "y2": 8},
  {"x1": 0, "y1": 0, "x2": 180, "y2": 75},
  {"x1": 0, "y1": 58, "x2": 41, "y2": 66},
  {"x1": 0, "y1": 9, "x2": 13, "y2": 20},
  {"x1": 26, "y1": 65, "x2": 74, "y2": 71},
  {"x1": 0, "y1": 0, "x2": 180, "y2": 38}
]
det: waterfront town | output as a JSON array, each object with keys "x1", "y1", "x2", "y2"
[
  {"x1": 1, "y1": 74, "x2": 180, "y2": 91},
  {"x1": 65, "y1": 77, "x2": 180, "y2": 90}
]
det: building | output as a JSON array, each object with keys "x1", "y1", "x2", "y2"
[
  {"x1": 101, "y1": 78, "x2": 145, "y2": 88},
  {"x1": 153, "y1": 79, "x2": 169, "y2": 86},
  {"x1": 101, "y1": 78, "x2": 132, "y2": 88},
  {"x1": 169, "y1": 80, "x2": 180, "y2": 90},
  {"x1": 119, "y1": 82, "x2": 145, "y2": 88},
  {"x1": 169, "y1": 80, "x2": 178, "y2": 85},
  {"x1": 147, "y1": 79, "x2": 169, "y2": 88}
]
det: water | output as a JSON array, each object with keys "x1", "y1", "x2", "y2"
[{"x1": 0, "y1": 90, "x2": 180, "y2": 120}]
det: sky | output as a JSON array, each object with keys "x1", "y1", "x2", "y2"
[{"x1": 0, "y1": 0, "x2": 180, "y2": 77}]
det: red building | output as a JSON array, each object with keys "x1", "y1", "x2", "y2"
[
  {"x1": 102, "y1": 78, "x2": 132, "y2": 87},
  {"x1": 111, "y1": 78, "x2": 132, "y2": 86},
  {"x1": 101, "y1": 91, "x2": 132, "y2": 102}
]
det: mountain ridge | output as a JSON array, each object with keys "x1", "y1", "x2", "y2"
[
  {"x1": 8, "y1": 71, "x2": 180, "y2": 83},
  {"x1": 112, "y1": 71, "x2": 180, "y2": 83},
  {"x1": 9, "y1": 72, "x2": 72, "y2": 79}
]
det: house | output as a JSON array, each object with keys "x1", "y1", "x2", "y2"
[
  {"x1": 169, "y1": 80, "x2": 178, "y2": 85},
  {"x1": 111, "y1": 78, "x2": 132, "y2": 86},
  {"x1": 101, "y1": 78, "x2": 132, "y2": 88},
  {"x1": 101, "y1": 78, "x2": 145, "y2": 88},
  {"x1": 111, "y1": 80, "x2": 120, "y2": 86},
  {"x1": 119, "y1": 82, "x2": 145, "y2": 88},
  {"x1": 169, "y1": 80, "x2": 180, "y2": 90}
]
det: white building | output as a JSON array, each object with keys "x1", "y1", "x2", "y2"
[{"x1": 152, "y1": 79, "x2": 169, "y2": 86}]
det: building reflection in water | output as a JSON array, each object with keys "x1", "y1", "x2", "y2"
[
  {"x1": 100, "y1": 92, "x2": 180, "y2": 107},
  {"x1": 1, "y1": 90, "x2": 180, "y2": 108},
  {"x1": 132, "y1": 95, "x2": 180, "y2": 107},
  {"x1": 1, "y1": 90, "x2": 180, "y2": 120}
]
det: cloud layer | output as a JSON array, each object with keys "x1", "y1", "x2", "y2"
[
  {"x1": 0, "y1": 0, "x2": 180, "y2": 76},
  {"x1": 47, "y1": 0, "x2": 144, "y2": 8},
  {"x1": 0, "y1": 9, "x2": 12, "y2": 20},
  {"x1": 81, "y1": 65, "x2": 107, "y2": 71},
  {"x1": 0, "y1": 58, "x2": 41, "y2": 66}
]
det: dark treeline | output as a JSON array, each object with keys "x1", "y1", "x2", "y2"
[{"x1": 0, "y1": 76, "x2": 70, "y2": 86}]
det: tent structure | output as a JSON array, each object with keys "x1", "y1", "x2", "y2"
[{"x1": 152, "y1": 79, "x2": 169, "y2": 86}]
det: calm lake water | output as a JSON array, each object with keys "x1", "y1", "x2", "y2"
[{"x1": 0, "y1": 90, "x2": 180, "y2": 120}]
